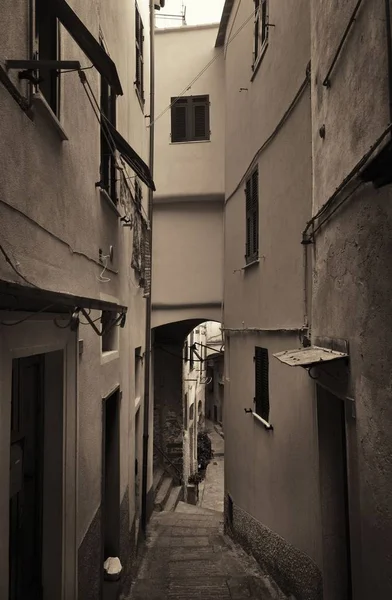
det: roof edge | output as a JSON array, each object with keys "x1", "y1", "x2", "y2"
[{"x1": 215, "y1": 0, "x2": 235, "y2": 47}]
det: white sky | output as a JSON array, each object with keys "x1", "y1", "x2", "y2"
[{"x1": 155, "y1": 0, "x2": 225, "y2": 28}]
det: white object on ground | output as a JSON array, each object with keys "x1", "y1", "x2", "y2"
[{"x1": 104, "y1": 557, "x2": 122, "y2": 581}]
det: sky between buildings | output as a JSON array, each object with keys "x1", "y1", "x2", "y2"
[{"x1": 155, "y1": 0, "x2": 225, "y2": 28}]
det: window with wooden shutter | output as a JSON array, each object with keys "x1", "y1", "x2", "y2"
[
  {"x1": 253, "y1": 0, "x2": 268, "y2": 69},
  {"x1": 245, "y1": 167, "x2": 259, "y2": 263},
  {"x1": 254, "y1": 347, "x2": 269, "y2": 421},
  {"x1": 100, "y1": 57, "x2": 117, "y2": 203},
  {"x1": 135, "y1": 5, "x2": 144, "y2": 104},
  {"x1": 170, "y1": 95, "x2": 210, "y2": 142}
]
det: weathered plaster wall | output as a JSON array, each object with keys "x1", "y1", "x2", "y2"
[
  {"x1": 0, "y1": 0, "x2": 152, "y2": 595},
  {"x1": 311, "y1": 1, "x2": 392, "y2": 597}
]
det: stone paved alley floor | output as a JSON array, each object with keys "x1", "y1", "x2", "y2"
[
  {"x1": 124, "y1": 502, "x2": 289, "y2": 599},
  {"x1": 124, "y1": 423, "x2": 291, "y2": 600}
]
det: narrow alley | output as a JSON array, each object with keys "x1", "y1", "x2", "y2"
[{"x1": 125, "y1": 425, "x2": 288, "y2": 600}]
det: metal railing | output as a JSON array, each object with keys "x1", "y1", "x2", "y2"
[{"x1": 154, "y1": 442, "x2": 183, "y2": 483}]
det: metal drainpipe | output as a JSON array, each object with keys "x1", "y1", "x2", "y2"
[
  {"x1": 141, "y1": 0, "x2": 155, "y2": 537},
  {"x1": 385, "y1": 0, "x2": 392, "y2": 125}
]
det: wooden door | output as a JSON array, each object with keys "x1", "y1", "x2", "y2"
[{"x1": 9, "y1": 355, "x2": 45, "y2": 600}]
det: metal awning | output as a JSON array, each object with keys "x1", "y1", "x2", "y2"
[
  {"x1": 49, "y1": 0, "x2": 123, "y2": 95},
  {"x1": 0, "y1": 280, "x2": 127, "y2": 314},
  {"x1": 273, "y1": 346, "x2": 348, "y2": 367},
  {"x1": 104, "y1": 120, "x2": 156, "y2": 191}
]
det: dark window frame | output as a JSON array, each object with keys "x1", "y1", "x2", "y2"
[
  {"x1": 35, "y1": 0, "x2": 61, "y2": 115},
  {"x1": 254, "y1": 346, "x2": 269, "y2": 421},
  {"x1": 135, "y1": 4, "x2": 144, "y2": 106},
  {"x1": 253, "y1": 0, "x2": 268, "y2": 73},
  {"x1": 100, "y1": 55, "x2": 117, "y2": 204},
  {"x1": 245, "y1": 167, "x2": 259, "y2": 264},
  {"x1": 170, "y1": 95, "x2": 210, "y2": 143}
]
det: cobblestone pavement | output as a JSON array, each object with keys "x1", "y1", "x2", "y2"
[{"x1": 123, "y1": 502, "x2": 288, "y2": 600}]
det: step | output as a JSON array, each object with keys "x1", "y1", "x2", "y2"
[
  {"x1": 164, "y1": 485, "x2": 183, "y2": 512},
  {"x1": 154, "y1": 476, "x2": 173, "y2": 511},
  {"x1": 153, "y1": 466, "x2": 165, "y2": 493}
]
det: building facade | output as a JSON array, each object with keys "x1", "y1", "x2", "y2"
[
  {"x1": 218, "y1": 1, "x2": 323, "y2": 599},
  {"x1": 0, "y1": 1, "x2": 155, "y2": 598},
  {"x1": 307, "y1": 1, "x2": 392, "y2": 598}
]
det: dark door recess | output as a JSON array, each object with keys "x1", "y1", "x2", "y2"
[{"x1": 9, "y1": 355, "x2": 45, "y2": 600}]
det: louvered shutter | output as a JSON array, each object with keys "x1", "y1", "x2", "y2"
[
  {"x1": 171, "y1": 99, "x2": 187, "y2": 142},
  {"x1": 135, "y1": 7, "x2": 144, "y2": 98},
  {"x1": 254, "y1": 347, "x2": 269, "y2": 420},
  {"x1": 192, "y1": 97, "x2": 209, "y2": 140},
  {"x1": 245, "y1": 168, "x2": 259, "y2": 262}
]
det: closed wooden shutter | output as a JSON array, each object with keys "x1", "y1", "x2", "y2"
[
  {"x1": 192, "y1": 97, "x2": 209, "y2": 140},
  {"x1": 171, "y1": 95, "x2": 210, "y2": 142},
  {"x1": 245, "y1": 168, "x2": 259, "y2": 262},
  {"x1": 135, "y1": 7, "x2": 144, "y2": 99},
  {"x1": 254, "y1": 347, "x2": 269, "y2": 420},
  {"x1": 171, "y1": 98, "x2": 188, "y2": 142}
]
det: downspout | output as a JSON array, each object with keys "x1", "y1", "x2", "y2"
[
  {"x1": 141, "y1": 0, "x2": 155, "y2": 536},
  {"x1": 385, "y1": 0, "x2": 392, "y2": 126}
]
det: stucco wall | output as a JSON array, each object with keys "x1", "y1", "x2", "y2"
[
  {"x1": 154, "y1": 24, "x2": 225, "y2": 197},
  {"x1": 152, "y1": 199, "x2": 224, "y2": 328},
  {"x1": 310, "y1": 2, "x2": 392, "y2": 597}
]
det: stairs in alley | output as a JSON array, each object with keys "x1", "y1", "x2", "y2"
[
  {"x1": 124, "y1": 502, "x2": 289, "y2": 600},
  {"x1": 153, "y1": 466, "x2": 183, "y2": 512}
]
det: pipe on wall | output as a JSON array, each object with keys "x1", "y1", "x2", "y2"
[{"x1": 141, "y1": 0, "x2": 156, "y2": 536}]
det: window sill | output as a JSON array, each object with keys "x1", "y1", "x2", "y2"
[
  {"x1": 251, "y1": 41, "x2": 268, "y2": 82},
  {"x1": 99, "y1": 188, "x2": 121, "y2": 217},
  {"x1": 101, "y1": 350, "x2": 119, "y2": 365},
  {"x1": 252, "y1": 412, "x2": 273, "y2": 430},
  {"x1": 135, "y1": 86, "x2": 145, "y2": 112},
  {"x1": 32, "y1": 92, "x2": 68, "y2": 141},
  {"x1": 170, "y1": 140, "x2": 211, "y2": 145},
  {"x1": 243, "y1": 258, "x2": 260, "y2": 270}
]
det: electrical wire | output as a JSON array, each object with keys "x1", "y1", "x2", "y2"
[
  {"x1": 225, "y1": 67, "x2": 311, "y2": 206},
  {"x1": 303, "y1": 121, "x2": 392, "y2": 241},
  {"x1": 0, "y1": 304, "x2": 55, "y2": 326},
  {"x1": 0, "y1": 200, "x2": 118, "y2": 275},
  {"x1": 311, "y1": 181, "x2": 364, "y2": 238},
  {"x1": 148, "y1": 8, "x2": 256, "y2": 129},
  {"x1": 0, "y1": 244, "x2": 38, "y2": 288},
  {"x1": 78, "y1": 72, "x2": 151, "y2": 224}
]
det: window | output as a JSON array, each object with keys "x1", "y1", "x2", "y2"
[
  {"x1": 189, "y1": 332, "x2": 194, "y2": 370},
  {"x1": 101, "y1": 311, "x2": 119, "y2": 352},
  {"x1": 171, "y1": 95, "x2": 210, "y2": 143},
  {"x1": 253, "y1": 0, "x2": 268, "y2": 69},
  {"x1": 245, "y1": 168, "x2": 259, "y2": 263},
  {"x1": 135, "y1": 5, "x2": 144, "y2": 104},
  {"x1": 100, "y1": 65, "x2": 117, "y2": 202},
  {"x1": 35, "y1": 0, "x2": 60, "y2": 114},
  {"x1": 254, "y1": 347, "x2": 269, "y2": 421}
]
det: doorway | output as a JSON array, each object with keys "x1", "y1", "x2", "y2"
[
  {"x1": 317, "y1": 386, "x2": 352, "y2": 600},
  {"x1": 9, "y1": 352, "x2": 64, "y2": 600},
  {"x1": 102, "y1": 389, "x2": 120, "y2": 563},
  {"x1": 134, "y1": 406, "x2": 143, "y2": 545}
]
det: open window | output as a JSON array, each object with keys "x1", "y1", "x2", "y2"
[
  {"x1": 35, "y1": 0, "x2": 60, "y2": 115},
  {"x1": 135, "y1": 5, "x2": 144, "y2": 106},
  {"x1": 100, "y1": 52, "x2": 117, "y2": 203},
  {"x1": 253, "y1": 0, "x2": 269, "y2": 71}
]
